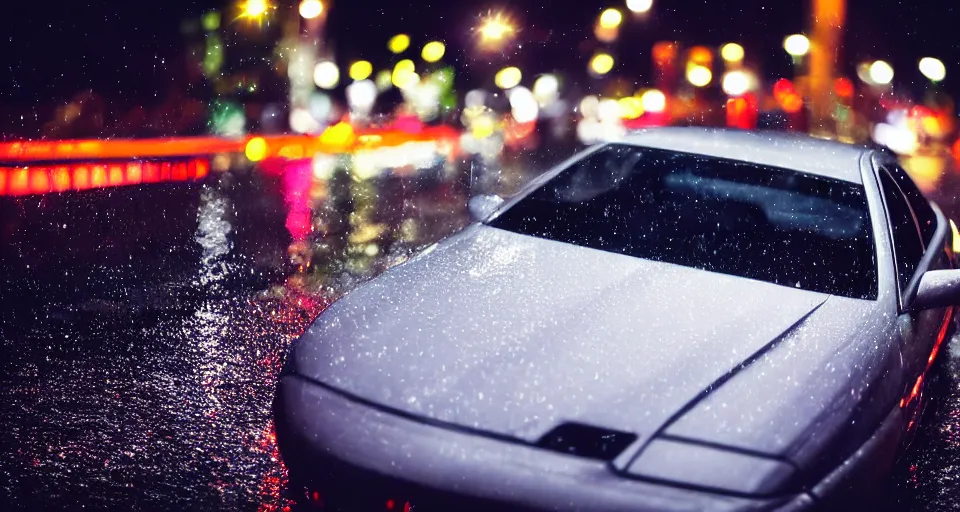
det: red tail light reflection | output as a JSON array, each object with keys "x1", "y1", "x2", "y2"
[{"x1": 0, "y1": 157, "x2": 210, "y2": 197}]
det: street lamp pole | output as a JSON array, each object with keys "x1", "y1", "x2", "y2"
[{"x1": 808, "y1": 0, "x2": 845, "y2": 138}]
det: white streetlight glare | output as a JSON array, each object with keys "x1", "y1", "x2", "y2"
[
  {"x1": 314, "y1": 60, "x2": 340, "y2": 89},
  {"x1": 626, "y1": 0, "x2": 653, "y2": 14},
  {"x1": 533, "y1": 74, "x2": 559, "y2": 103},
  {"x1": 495, "y1": 66, "x2": 522, "y2": 90},
  {"x1": 721, "y1": 70, "x2": 750, "y2": 96},
  {"x1": 242, "y1": 0, "x2": 269, "y2": 18},
  {"x1": 477, "y1": 11, "x2": 516, "y2": 50},
  {"x1": 640, "y1": 89, "x2": 666, "y2": 113},
  {"x1": 783, "y1": 34, "x2": 810, "y2": 57},
  {"x1": 869, "y1": 60, "x2": 894, "y2": 85},
  {"x1": 919, "y1": 57, "x2": 946, "y2": 82},
  {"x1": 299, "y1": 0, "x2": 323, "y2": 19}
]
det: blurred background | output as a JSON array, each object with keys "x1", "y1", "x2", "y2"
[
  {"x1": 1, "y1": 0, "x2": 958, "y2": 190},
  {"x1": 3, "y1": 1, "x2": 960, "y2": 511}
]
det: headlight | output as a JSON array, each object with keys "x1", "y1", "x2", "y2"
[{"x1": 625, "y1": 438, "x2": 799, "y2": 495}]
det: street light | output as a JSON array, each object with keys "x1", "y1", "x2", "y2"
[
  {"x1": 495, "y1": 66, "x2": 522, "y2": 89},
  {"x1": 476, "y1": 11, "x2": 516, "y2": 51},
  {"x1": 421, "y1": 41, "x2": 446, "y2": 63},
  {"x1": 869, "y1": 60, "x2": 894, "y2": 85},
  {"x1": 240, "y1": 0, "x2": 270, "y2": 19},
  {"x1": 626, "y1": 0, "x2": 653, "y2": 14},
  {"x1": 686, "y1": 65, "x2": 712, "y2": 87},
  {"x1": 589, "y1": 53, "x2": 615, "y2": 76},
  {"x1": 599, "y1": 9, "x2": 623, "y2": 29},
  {"x1": 298, "y1": 0, "x2": 323, "y2": 19},
  {"x1": 388, "y1": 34, "x2": 411, "y2": 54},
  {"x1": 722, "y1": 70, "x2": 750, "y2": 96},
  {"x1": 720, "y1": 43, "x2": 744, "y2": 63},
  {"x1": 783, "y1": 34, "x2": 810, "y2": 57},
  {"x1": 349, "y1": 60, "x2": 373, "y2": 81},
  {"x1": 919, "y1": 57, "x2": 946, "y2": 83}
]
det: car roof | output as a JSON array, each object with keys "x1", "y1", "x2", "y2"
[{"x1": 620, "y1": 127, "x2": 870, "y2": 184}]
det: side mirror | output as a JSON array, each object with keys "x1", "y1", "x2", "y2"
[
  {"x1": 468, "y1": 194, "x2": 504, "y2": 222},
  {"x1": 911, "y1": 269, "x2": 960, "y2": 311}
]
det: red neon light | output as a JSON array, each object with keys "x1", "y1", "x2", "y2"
[
  {"x1": 172, "y1": 162, "x2": 188, "y2": 181},
  {"x1": 91, "y1": 165, "x2": 108, "y2": 188},
  {"x1": 52, "y1": 166, "x2": 71, "y2": 191},
  {"x1": 143, "y1": 162, "x2": 160, "y2": 183},
  {"x1": 126, "y1": 163, "x2": 142, "y2": 184},
  {"x1": 0, "y1": 158, "x2": 211, "y2": 197},
  {"x1": 73, "y1": 166, "x2": 91, "y2": 190},
  {"x1": 108, "y1": 165, "x2": 125, "y2": 186},
  {"x1": 30, "y1": 167, "x2": 51, "y2": 195},
  {"x1": 10, "y1": 168, "x2": 29, "y2": 195}
]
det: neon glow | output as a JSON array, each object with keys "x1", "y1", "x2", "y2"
[{"x1": 0, "y1": 158, "x2": 210, "y2": 197}]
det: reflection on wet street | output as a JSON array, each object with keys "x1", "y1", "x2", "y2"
[
  {"x1": 2, "y1": 148, "x2": 960, "y2": 511},
  {"x1": 0, "y1": 148, "x2": 569, "y2": 510}
]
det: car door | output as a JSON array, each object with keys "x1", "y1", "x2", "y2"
[{"x1": 877, "y1": 164, "x2": 952, "y2": 417}]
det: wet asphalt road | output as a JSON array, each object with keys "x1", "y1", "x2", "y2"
[{"x1": 2, "y1": 150, "x2": 960, "y2": 511}]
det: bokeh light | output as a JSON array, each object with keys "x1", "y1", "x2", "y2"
[
  {"x1": 783, "y1": 34, "x2": 810, "y2": 57},
  {"x1": 348, "y1": 60, "x2": 373, "y2": 81},
  {"x1": 533, "y1": 74, "x2": 559, "y2": 104},
  {"x1": 421, "y1": 41, "x2": 446, "y2": 63},
  {"x1": 686, "y1": 65, "x2": 712, "y2": 87},
  {"x1": 626, "y1": 0, "x2": 653, "y2": 14},
  {"x1": 508, "y1": 87, "x2": 539, "y2": 123},
  {"x1": 869, "y1": 60, "x2": 894, "y2": 85},
  {"x1": 589, "y1": 53, "x2": 615, "y2": 76},
  {"x1": 721, "y1": 70, "x2": 750, "y2": 96},
  {"x1": 640, "y1": 89, "x2": 666, "y2": 113},
  {"x1": 298, "y1": 0, "x2": 322, "y2": 19},
  {"x1": 244, "y1": 137, "x2": 267, "y2": 162},
  {"x1": 392, "y1": 60, "x2": 418, "y2": 89},
  {"x1": 346, "y1": 80, "x2": 378, "y2": 113},
  {"x1": 476, "y1": 11, "x2": 516, "y2": 50},
  {"x1": 388, "y1": 34, "x2": 410, "y2": 54},
  {"x1": 313, "y1": 60, "x2": 340, "y2": 89},
  {"x1": 618, "y1": 96, "x2": 643, "y2": 119},
  {"x1": 720, "y1": 43, "x2": 744, "y2": 63},
  {"x1": 241, "y1": 0, "x2": 269, "y2": 18},
  {"x1": 599, "y1": 9, "x2": 623, "y2": 29},
  {"x1": 495, "y1": 66, "x2": 522, "y2": 89},
  {"x1": 919, "y1": 57, "x2": 946, "y2": 82}
]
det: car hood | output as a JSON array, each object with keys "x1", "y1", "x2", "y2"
[{"x1": 291, "y1": 225, "x2": 829, "y2": 445}]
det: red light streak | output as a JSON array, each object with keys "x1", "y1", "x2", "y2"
[
  {"x1": 29, "y1": 167, "x2": 51, "y2": 194},
  {"x1": 0, "y1": 130, "x2": 461, "y2": 164},
  {"x1": 9, "y1": 168, "x2": 29, "y2": 195},
  {"x1": 902, "y1": 306, "x2": 955, "y2": 409},
  {"x1": 52, "y1": 166, "x2": 71, "y2": 191},
  {"x1": 91, "y1": 165, "x2": 108, "y2": 187},
  {"x1": 73, "y1": 166, "x2": 91, "y2": 190},
  {"x1": 108, "y1": 165, "x2": 125, "y2": 186},
  {"x1": 0, "y1": 158, "x2": 211, "y2": 197}
]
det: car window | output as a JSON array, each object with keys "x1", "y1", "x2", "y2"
[
  {"x1": 878, "y1": 169, "x2": 925, "y2": 294},
  {"x1": 883, "y1": 164, "x2": 937, "y2": 246},
  {"x1": 489, "y1": 144, "x2": 878, "y2": 300}
]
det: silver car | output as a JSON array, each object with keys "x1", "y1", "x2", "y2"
[{"x1": 274, "y1": 128, "x2": 959, "y2": 511}]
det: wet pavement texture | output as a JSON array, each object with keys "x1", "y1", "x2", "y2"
[{"x1": 2, "y1": 148, "x2": 960, "y2": 511}]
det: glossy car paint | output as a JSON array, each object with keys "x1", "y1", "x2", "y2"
[{"x1": 275, "y1": 128, "x2": 957, "y2": 510}]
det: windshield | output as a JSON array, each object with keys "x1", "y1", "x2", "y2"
[{"x1": 489, "y1": 144, "x2": 877, "y2": 300}]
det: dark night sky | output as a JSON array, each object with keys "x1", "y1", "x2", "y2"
[{"x1": 2, "y1": 0, "x2": 958, "y2": 105}]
